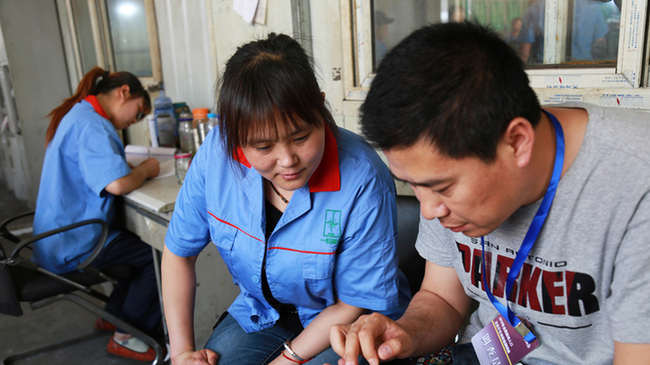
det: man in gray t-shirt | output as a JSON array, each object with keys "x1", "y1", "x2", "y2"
[{"x1": 329, "y1": 22, "x2": 650, "y2": 365}]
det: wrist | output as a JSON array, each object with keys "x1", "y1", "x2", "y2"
[
  {"x1": 394, "y1": 318, "x2": 420, "y2": 356},
  {"x1": 145, "y1": 162, "x2": 158, "y2": 178},
  {"x1": 140, "y1": 165, "x2": 156, "y2": 179},
  {"x1": 170, "y1": 346, "x2": 195, "y2": 361},
  {"x1": 281, "y1": 352, "x2": 309, "y2": 364},
  {"x1": 282, "y1": 341, "x2": 311, "y2": 364}
]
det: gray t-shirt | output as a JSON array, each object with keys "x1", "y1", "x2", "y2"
[{"x1": 415, "y1": 103, "x2": 650, "y2": 365}]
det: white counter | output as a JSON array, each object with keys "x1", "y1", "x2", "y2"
[{"x1": 124, "y1": 175, "x2": 179, "y2": 215}]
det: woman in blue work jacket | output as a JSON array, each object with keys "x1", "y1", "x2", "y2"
[
  {"x1": 33, "y1": 67, "x2": 161, "y2": 361},
  {"x1": 162, "y1": 33, "x2": 410, "y2": 365}
]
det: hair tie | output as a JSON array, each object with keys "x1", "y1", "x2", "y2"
[
  {"x1": 93, "y1": 70, "x2": 110, "y2": 91},
  {"x1": 97, "y1": 70, "x2": 109, "y2": 82},
  {"x1": 89, "y1": 70, "x2": 110, "y2": 95}
]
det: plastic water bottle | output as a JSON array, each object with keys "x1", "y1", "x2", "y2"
[
  {"x1": 207, "y1": 113, "x2": 219, "y2": 132},
  {"x1": 153, "y1": 86, "x2": 176, "y2": 147},
  {"x1": 154, "y1": 86, "x2": 174, "y2": 119}
]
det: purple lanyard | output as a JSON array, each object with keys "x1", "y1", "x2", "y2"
[{"x1": 480, "y1": 110, "x2": 565, "y2": 343}]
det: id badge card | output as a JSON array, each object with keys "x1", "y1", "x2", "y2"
[{"x1": 471, "y1": 315, "x2": 539, "y2": 365}]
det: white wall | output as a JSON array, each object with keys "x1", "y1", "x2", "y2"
[
  {"x1": 154, "y1": 0, "x2": 295, "y2": 112},
  {"x1": 154, "y1": 0, "x2": 217, "y2": 111},
  {"x1": 0, "y1": 26, "x2": 6, "y2": 66},
  {"x1": 310, "y1": 1, "x2": 346, "y2": 128},
  {"x1": 0, "y1": 0, "x2": 71, "y2": 206}
]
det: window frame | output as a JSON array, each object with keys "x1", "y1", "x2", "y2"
[
  {"x1": 340, "y1": 0, "x2": 650, "y2": 108},
  {"x1": 57, "y1": 0, "x2": 162, "y2": 91}
]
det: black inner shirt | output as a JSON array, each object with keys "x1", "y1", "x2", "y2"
[
  {"x1": 262, "y1": 199, "x2": 284, "y2": 310},
  {"x1": 262, "y1": 200, "x2": 301, "y2": 331}
]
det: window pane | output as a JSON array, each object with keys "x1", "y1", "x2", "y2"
[
  {"x1": 106, "y1": 0, "x2": 152, "y2": 77},
  {"x1": 71, "y1": 0, "x2": 98, "y2": 74},
  {"x1": 567, "y1": 0, "x2": 620, "y2": 64},
  {"x1": 372, "y1": 0, "x2": 622, "y2": 70}
]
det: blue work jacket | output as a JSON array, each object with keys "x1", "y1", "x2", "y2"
[{"x1": 166, "y1": 126, "x2": 410, "y2": 333}]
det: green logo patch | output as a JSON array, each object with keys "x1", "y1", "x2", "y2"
[{"x1": 322, "y1": 209, "x2": 341, "y2": 244}]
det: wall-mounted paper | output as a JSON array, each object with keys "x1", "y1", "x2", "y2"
[{"x1": 233, "y1": 0, "x2": 258, "y2": 24}]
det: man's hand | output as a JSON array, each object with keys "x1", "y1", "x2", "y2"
[
  {"x1": 171, "y1": 349, "x2": 219, "y2": 365},
  {"x1": 328, "y1": 262, "x2": 472, "y2": 365},
  {"x1": 329, "y1": 312, "x2": 415, "y2": 365}
]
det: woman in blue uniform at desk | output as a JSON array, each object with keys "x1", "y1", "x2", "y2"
[
  {"x1": 33, "y1": 67, "x2": 161, "y2": 361},
  {"x1": 162, "y1": 33, "x2": 410, "y2": 365}
]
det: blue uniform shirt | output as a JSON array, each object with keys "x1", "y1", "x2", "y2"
[
  {"x1": 165, "y1": 126, "x2": 410, "y2": 333},
  {"x1": 32, "y1": 96, "x2": 131, "y2": 274},
  {"x1": 571, "y1": 0, "x2": 609, "y2": 60}
]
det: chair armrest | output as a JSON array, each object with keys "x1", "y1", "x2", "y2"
[
  {"x1": 0, "y1": 211, "x2": 35, "y2": 243},
  {"x1": 6, "y1": 219, "x2": 108, "y2": 270}
]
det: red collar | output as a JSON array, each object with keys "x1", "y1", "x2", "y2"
[
  {"x1": 233, "y1": 127, "x2": 341, "y2": 192},
  {"x1": 84, "y1": 95, "x2": 110, "y2": 120}
]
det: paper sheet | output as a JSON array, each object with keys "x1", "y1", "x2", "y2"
[
  {"x1": 254, "y1": 0, "x2": 267, "y2": 25},
  {"x1": 125, "y1": 145, "x2": 176, "y2": 179},
  {"x1": 233, "y1": 0, "x2": 258, "y2": 24}
]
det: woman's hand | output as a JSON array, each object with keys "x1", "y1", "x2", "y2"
[
  {"x1": 105, "y1": 157, "x2": 160, "y2": 195},
  {"x1": 171, "y1": 349, "x2": 219, "y2": 365},
  {"x1": 269, "y1": 301, "x2": 364, "y2": 365},
  {"x1": 138, "y1": 157, "x2": 160, "y2": 179},
  {"x1": 162, "y1": 250, "x2": 204, "y2": 365}
]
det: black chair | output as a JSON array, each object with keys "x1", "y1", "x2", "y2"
[
  {"x1": 0, "y1": 212, "x2": 165, "y2": 364},
  {"x1": 382, "y1": 195, "x2": 425, "y2": 365},
  {"x1": 395, "y1": 195, "x2": 424, "y2": 295},
  {"x1": 391, "y1": 196, "x2": 469, "y2": 364}
]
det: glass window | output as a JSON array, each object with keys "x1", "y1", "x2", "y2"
[
  {"x1": 71, "y1": 0, "x2": 98, "y2": 74},
  {"x1": 567, "y1": 0, "x2": 620, "y2": 64},
  {"x1": 106, "y1": 0, "x2": 152, "y2": 77},
  {"x1": 372, "y1": 0, "x2": 622, "y2": 70}
]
